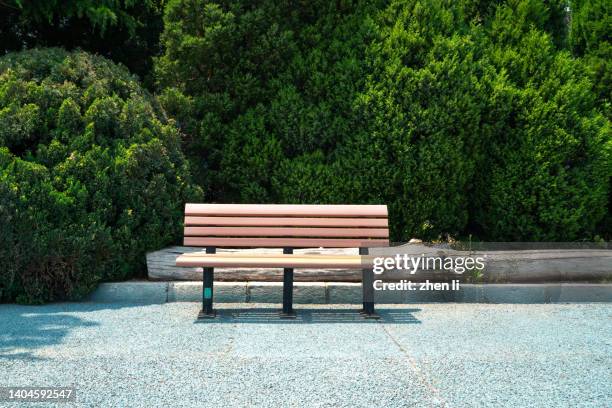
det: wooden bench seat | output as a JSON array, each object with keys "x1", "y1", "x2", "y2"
[
  {"x1": 176, "y1": 253, "x2": 372, "y2": 269},
  {"x1": 176, "y1": 203, "x2": 389, "y2": 319}
]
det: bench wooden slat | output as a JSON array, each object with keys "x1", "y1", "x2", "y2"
[
  {"x1": 184, "y1": 216, "x2": 389, "y2": 227},
  {"x1": 176, "y1": 253, "x2": 371, "y2": 268},
  {"x1": 185, "y1": 204, "x2": 387, "y2": 217},
  {"x1": 183, "y1": 237, "x2": 389, "y2": 248},
  {"x1": 184, "y1": 227, "x2": 389, "y2": 238},
  {"x1": 179, "y1": 253, "x2": 361, "y2": 259}
]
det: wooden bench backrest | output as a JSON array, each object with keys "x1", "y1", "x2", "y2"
[{"x1": 183, "y1": 204, "x2": 389, "y2": 248}]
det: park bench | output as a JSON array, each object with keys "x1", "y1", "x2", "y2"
[{"x1": 175, "y1": 204, "x2": 389, "y2": 319}]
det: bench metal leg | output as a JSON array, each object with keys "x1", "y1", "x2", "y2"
[
  {"x1": 280, "y1": 247, "x2": 296, "y2": 318},
  {"x1": 198, "y1": 247, "x2": 217, "y2": 319},
  {"x1": 359, "y1": 247, "x2": 379, "y2": 319}
]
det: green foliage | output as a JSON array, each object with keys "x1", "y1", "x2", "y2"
[
  {"x1": 0, "y1": 2, "x2": 609, "y2": 305},
  {"x1": 0, "y1": 48, "x2": 201, "y2": 303},
  {"x1": 570, "y1": 0, "x2": 610, "y2": 57},
  {"x1": 6, "y1": 1, "x2": 143, "y2": 34},
  {"x1": 570, "y1": 0, "x2": 611, "y2": 117},
  {"x1": 473, "y1": 2, "x2": 611, "y2": 240},
  {"x1": 156, "y1": 0, "x2": 382, "y2": 201},
  {"x1": 0, "y1": 1, "x2": 164, "y2": 81},
  {"x1": 568, "y1": 0, "x2": 612, "y2": 237},
  {"x1": 156, "y1": 0, "x2": 291, "y2": 194},
  {"x1": 342, "y1": 0, "x2": 489, "y2": 240},
  {"x1": 156, "y1": 0, "x2": 610, "y2": 242}
]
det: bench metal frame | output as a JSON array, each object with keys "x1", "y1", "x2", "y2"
[{"x1": 197, "y1": 246, "x2": 377, "y2": 320}]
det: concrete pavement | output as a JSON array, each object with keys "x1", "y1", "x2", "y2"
[{"x1": 0, "y1": 302, "x2": 610, "y2": 407}]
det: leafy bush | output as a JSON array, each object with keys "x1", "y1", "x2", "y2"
[
  {"x1": 0, "y1": 48, "x2": 200, "y2": 303},
  {"x1": 471, "y1": 1, "x2": 611, "y2": 240},
  {"x1": 340, "y1": 1, "x2": 489, "y2": 240},
  {"x1": 354, "y1": 0, "x2": 610, "y2": 240},
  {"x1": 156, "y1": 0, "x2": 610, "y2": 242},
  {"x1": 569, "y1": 0, "x2": 612, "y2": 237},
  {"x1": 156, "y1": 0, "x2": 381, "y2": 202},
  {"x1": 1, "y1": 1, "x2": 608, "y2": 304},
  {"x1": 0, "y1": 1, "x2": 164, "y2": 81},
  {"x1": 570, "y1": 0, "x2": 611, "y2": 117}
]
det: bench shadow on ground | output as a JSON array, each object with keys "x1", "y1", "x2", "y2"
[
  {"x1": 195, "y1": 308, "x2": 421, "y2": 324},
  {"x1": 0, "y1": 304, "x2": 108, "y2": 361}
]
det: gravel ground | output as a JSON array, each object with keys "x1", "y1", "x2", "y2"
[{"x1": 0, "y1": 302, "x2": 610, "y2": 407}]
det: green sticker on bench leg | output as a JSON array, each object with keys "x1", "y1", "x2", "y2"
[{"x1": 204, "y1": 288, "x2": 212, "y2": 299}]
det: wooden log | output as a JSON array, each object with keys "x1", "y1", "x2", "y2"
[
  {"x1": 369, "y1": 244, "x2": 612, "y2": 283},
  {"x1": 147, "y1": 244, "x2": 612, "y2": 283}
]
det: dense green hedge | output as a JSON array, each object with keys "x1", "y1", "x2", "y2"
[
  {"x1": 0, "y1": 49, "x2": 200, "y2": 303},
  {"x1": 156, "y1": 0, "x2": 611, "y2": 241},
  {"x1": 569, "y1": 0, "x2": 612, "y2": 236},
  {"x1": 0, "y1": 0, "x2": 164, "y2": 81},
  {"x1": 570, "y1": 0, "x2": 611, "y2": 119},
  {"x1": 0, "y1": 1, "x2": 610, "y2": 303}
]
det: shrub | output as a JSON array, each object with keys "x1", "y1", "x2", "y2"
[
  {"x1": 0, "y1": 0, "x2": 164, "y2": 81},
  {"x1": 155, "y1": 0, "x2": 610, "y2": 242},
  {"x1": 344, "y1": 0, "x2": 488, "y2": 240},
  {"x1": 570, "y1": 0, "x2": 611, "y2": 117},
  {"x1": 276, "y1": 0, "x2": 611, "y2": 241},
  {"x1": 0, "y1": 48, "x2": 200, "y2": 303},
  {"x1": 471, "y1": 1, "x2": 612, "y2": 240},
  {"x1": 156, "y1": 0, "x2": 381, "y2": 201},
  {"x1": 569, "y1": 0, "x2": 612, "y2": 237}
]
